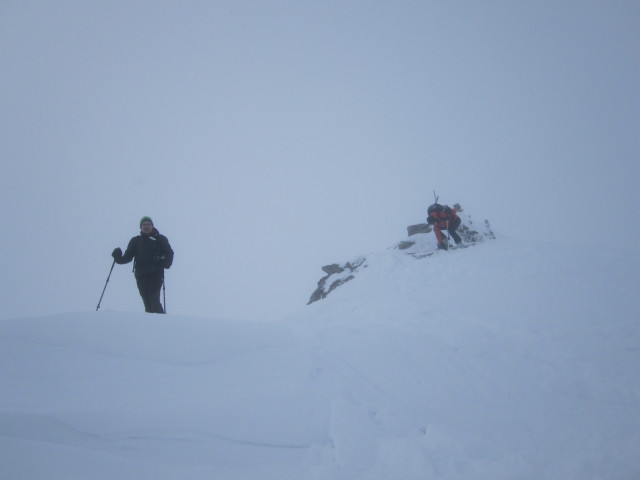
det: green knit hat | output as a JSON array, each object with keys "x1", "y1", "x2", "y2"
[{"x1": 140, "y1": 216, "x2": 153, "y2": 227}]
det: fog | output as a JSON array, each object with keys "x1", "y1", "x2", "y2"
[{"x1": 1, "y1": 1, "x2": 638, "y2": 320}]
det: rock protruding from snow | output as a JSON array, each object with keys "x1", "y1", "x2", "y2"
[
  {"x1": 308, "y1": 203, "x2": 495, "y2": 304},
  {"x1": 407, "y1": 223, "x2": 432, "y2": 236},
  {"x1": 307, "y1": 257, "x2": 366, "y2": 304}
]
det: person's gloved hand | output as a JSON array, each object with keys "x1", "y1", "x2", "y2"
[{"x1": 112, "y1": 247, "x2": 122, "y2": 259}]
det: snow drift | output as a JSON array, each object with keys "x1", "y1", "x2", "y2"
[{"x1": 1, "y1": 236, "x2": 639, "y2": 479}]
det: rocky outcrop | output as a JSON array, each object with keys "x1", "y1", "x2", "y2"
[
  {"x1": 307, "y1": 203, "x2": 495, "y2": 304},
  {"x1": 307, "y1": 257, "x2": 366, "y2": 304}
]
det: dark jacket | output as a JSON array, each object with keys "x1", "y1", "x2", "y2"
[{"x1": 115, "y1": 228, "x2": 174, "y2": 277}]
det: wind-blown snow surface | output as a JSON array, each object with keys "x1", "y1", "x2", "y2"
[{"x1": 1, "y1": 238, "x2": 639, "y2": 479}]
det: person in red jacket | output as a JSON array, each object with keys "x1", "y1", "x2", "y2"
[{"x1": 426, "y1": 204, "x2": 462, "y2": 250}]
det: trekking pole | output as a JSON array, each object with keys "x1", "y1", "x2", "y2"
[
  {"x1": 162, "y1": 271, "x2": 166, "y2": 314},
  {"x1": 96, "y1": 259, "x2": 116, "y2": 311}
]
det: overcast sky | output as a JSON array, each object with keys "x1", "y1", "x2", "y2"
[{"x1": 1, "y1": 1, "x2": 638, "y2": 321}]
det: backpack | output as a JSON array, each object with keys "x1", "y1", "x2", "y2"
[{"x1": 428, "y1": 203, "x2": 444, "y2": 215}]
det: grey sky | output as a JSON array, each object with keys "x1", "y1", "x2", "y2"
[{"x1": 1, "y1": 1, "x2": 638, "y2": 320}]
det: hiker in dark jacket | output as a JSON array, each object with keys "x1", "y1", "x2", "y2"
[
  {"x1": 427, "y1": 204, "x2": 462, "y2": 250},
  {"x1": 112, "y1": 216, "x2": 174, "y2": 313}
]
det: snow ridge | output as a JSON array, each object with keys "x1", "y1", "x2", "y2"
[{"x1": 1, "y1": 236, "x2": 639, "y2": 479}]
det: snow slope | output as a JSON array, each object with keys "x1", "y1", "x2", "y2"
[{"x1": 1, "y1": 237, "x2": 639, "y2": 479}]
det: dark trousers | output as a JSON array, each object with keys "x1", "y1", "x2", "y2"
[
  {"x1": 434, "y1": 216, "x2": 462, "y2": 245},
  {"x1": 135, "y1": 272, "x2": 165, "y2": 313},
  {"x1": 448, "y1": 216, "x2": 463, "y2": 244}
]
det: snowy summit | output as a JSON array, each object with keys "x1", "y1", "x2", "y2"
[
  {"x1": 308, "y1": 203, "x2": 495, "y2": 304},
  {"x1": 1, "y1": 219, "x2": 639, "y2": 479}
]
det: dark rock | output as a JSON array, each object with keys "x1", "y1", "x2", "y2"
[
  {"x1": 308, "y1": 257, "x2": 366, "y2": 304},
  {"x1": 407, "y1": 224, "x2": 432, "y2": 236},
  {"x1": 322, "y1": 264, "x2": 344, "y2": 275}
]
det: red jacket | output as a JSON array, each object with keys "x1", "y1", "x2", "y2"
[
  {"x1": 427, "y1": 205, "x2": 459, "y2": 243},
  {"x1": 427, "y1": 206, "x2": 458, "y2": 228}
]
